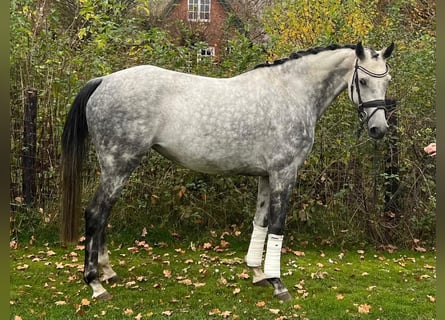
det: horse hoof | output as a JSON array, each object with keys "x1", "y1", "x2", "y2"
[
  {"x1": 95, "y1": 291, "x2": 113, "y2": 300},
  {"x1": 274, "y1": 289, "x2": 292, "y2": 301},
  {"x1": 253, "y1": 278, "x2": 271, "y2": 287},
  {"x1": 250, "y1": 267, "x2": 271, "y2": 286}
]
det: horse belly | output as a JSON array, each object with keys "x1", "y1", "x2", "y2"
[{"x1": 152, "y1": 143, "x2": 268, "y2": 176}]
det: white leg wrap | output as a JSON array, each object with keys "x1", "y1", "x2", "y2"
[
  {"x1": 245, "y1": 223, "x2": 268, "y2": 267},
  {"x1": 264, "y1": 234, "x2": 284, "y2": 279}
]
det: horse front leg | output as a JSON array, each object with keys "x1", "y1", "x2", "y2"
[
  {"x1": 263, "y1": 168, "x2": 296, "y2": 301},
  {"x1": 246, "y1": 176, "x2": 270, "y2": 286}
]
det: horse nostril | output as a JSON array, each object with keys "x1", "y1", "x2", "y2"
[{"x1": 369, "y1": 127, "x2": 386, "y2": 139}]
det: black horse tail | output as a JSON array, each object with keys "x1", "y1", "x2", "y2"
[{"x1": 61, "y1": 78, "x2": 102, "y2": 243}]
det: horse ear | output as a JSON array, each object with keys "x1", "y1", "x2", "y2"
[
  {"x1": 355, "y1": 41, "x2": 365, "y2": 60},
  {"x1": 382, "y1": 42, "x2": 395, "y2": 59}
]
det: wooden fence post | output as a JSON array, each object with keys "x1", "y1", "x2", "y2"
[{"x1": 22, "y1": 88, "x2": 38, "y2": 206}]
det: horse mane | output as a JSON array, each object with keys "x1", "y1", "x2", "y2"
[{"x1": 254, "y1": 44, "x2": 357, "y2": 69}]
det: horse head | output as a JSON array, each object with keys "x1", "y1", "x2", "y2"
[{"x1": 348, "y1": 41, "x2": 395, "y2": 139}]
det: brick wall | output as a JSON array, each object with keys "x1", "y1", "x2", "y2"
[{"x1": 166, "y1": 0, "x2": 230, "y2": 57}]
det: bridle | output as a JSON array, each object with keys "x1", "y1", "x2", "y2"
[{"x1": 350, "y1": 59, "x2": 397, "y2": 127}]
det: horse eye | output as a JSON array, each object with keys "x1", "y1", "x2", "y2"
[{"x1": 359, "y1": 79, "x2": 367, "y2": 86}]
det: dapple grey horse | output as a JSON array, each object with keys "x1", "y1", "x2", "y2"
[{"x1": 61, "y1": 42, "x2": 395, "y2": 301}]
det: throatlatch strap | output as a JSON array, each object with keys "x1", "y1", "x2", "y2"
[
  {"x1": 245, "y1": 223, "x2": 268, "y2": 267},
  {"x1": 264, "y1": 234, "x2": 284, "y2": 279}
]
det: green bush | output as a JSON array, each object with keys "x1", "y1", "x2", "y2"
[{"x1": 10, "y1": 0, "x2": 435, "y2": 248}]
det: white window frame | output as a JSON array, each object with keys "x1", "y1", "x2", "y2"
[
  {"x1": 188, "y1": 0, "x2": 211, "y2": 22},
  {"x1": 197, "y1": 46, "x2": 215, "y2": 61}
]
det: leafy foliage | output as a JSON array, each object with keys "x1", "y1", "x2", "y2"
[{"x1": 9, "y1": 0, "x2": 435, "y2": 248}]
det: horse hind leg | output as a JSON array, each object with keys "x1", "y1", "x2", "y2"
[
  {"x1": 245, "y1": 176, "x2": 270, "y2": 287},
  {"x1": 99, "y1": 233, "x2": 118, "y2": 283},
  {"x1": 84, "y1": 155, "x2": 142, "y2": 299}
]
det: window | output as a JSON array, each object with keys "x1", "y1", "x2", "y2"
[
  {"x1": 188, "y1": 0, "x2": 211, "y2": 22},
  {"x1": 197, "y1": 46, "x2": 215, "y2": 61}
]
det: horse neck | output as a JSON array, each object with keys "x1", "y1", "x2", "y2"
[{"x1": 276, "y1": 49, "x2": 356, "y2": 118}]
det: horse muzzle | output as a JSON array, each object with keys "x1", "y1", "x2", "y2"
[{"x1": 359, "y1": 98, "x2": 397, "y2": 139}]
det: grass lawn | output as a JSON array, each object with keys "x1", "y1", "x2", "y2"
[{"x1": 10, "y1": 229, "x2": 436, "y2": 320}]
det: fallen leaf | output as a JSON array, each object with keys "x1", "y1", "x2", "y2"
[
  {"x1": 233, "y1": 288, "x2": 241, "y2": 295},
  {"x1": 427, "y1": 295, "x2": 436, "y2": 303},
  {"x1": 163, "y1": 270, "x2": 172, "y2": 278},
  {"x1": 203, "y1": 242, "x2": 212, "y2": 250},
  {"x1": 16, "y1": 264, "x2": 29, "y2": 270},
  {"x1": 256, "y1": 301, "x2": 266, "y2": 308},
  {"x1": 178, "y1": 279, "x2": 193, "y2": 286},
  {"x1": 162, "y1": 310, "x2": 173, "y2": 316},
  {"x1": 178, "y1": 186, "x2": 186, "y2": 199},
  {"x1": 81, "y1": 298, "x2": 90, "y2": 306},
  {"x1": 269, "y1": 308, "x2": 280, "y2": 314},
  {"x1": 221, "y1": 311, "x2": 232, "y2": 318},
  {"x1": 55, "y1": 301, "x2": 67, "y2": 306},
  {"x1": 218, "y1": 276, "x2": 228, "y2": 285},
  {"x1": 208, "y1": 308, "x2": 221, "y2": 315},
  {"x1": 124, "y1": 308, "x2": 134, "y2": 315},
  {"x1": 237, "y1": 270, "x2": 250, "y2": 279},
  {"x1": 358, "y1": 304, "x2": 371, "y2": 314},
  {"x1": 46, "y1": 250, "x2": 57, "y2": 256},
  {"x1": 135, "y1": 312, "x2": 143, "y2": 320},
  {"x1": 336, "y1": 293, "x2": 344, "y2": 300},
  {"x1": 193, "y1": 282, "x2": 206, "y2": 288},
  {"x1": 10, "y1": 240, "x2": 18, "y2": 250},
  {"x1": 141, "y1": 227, "x2": 147, "y2": 237},
  {"x1": 220, "y1": 239, "x2": 230, "y2": 248}
]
